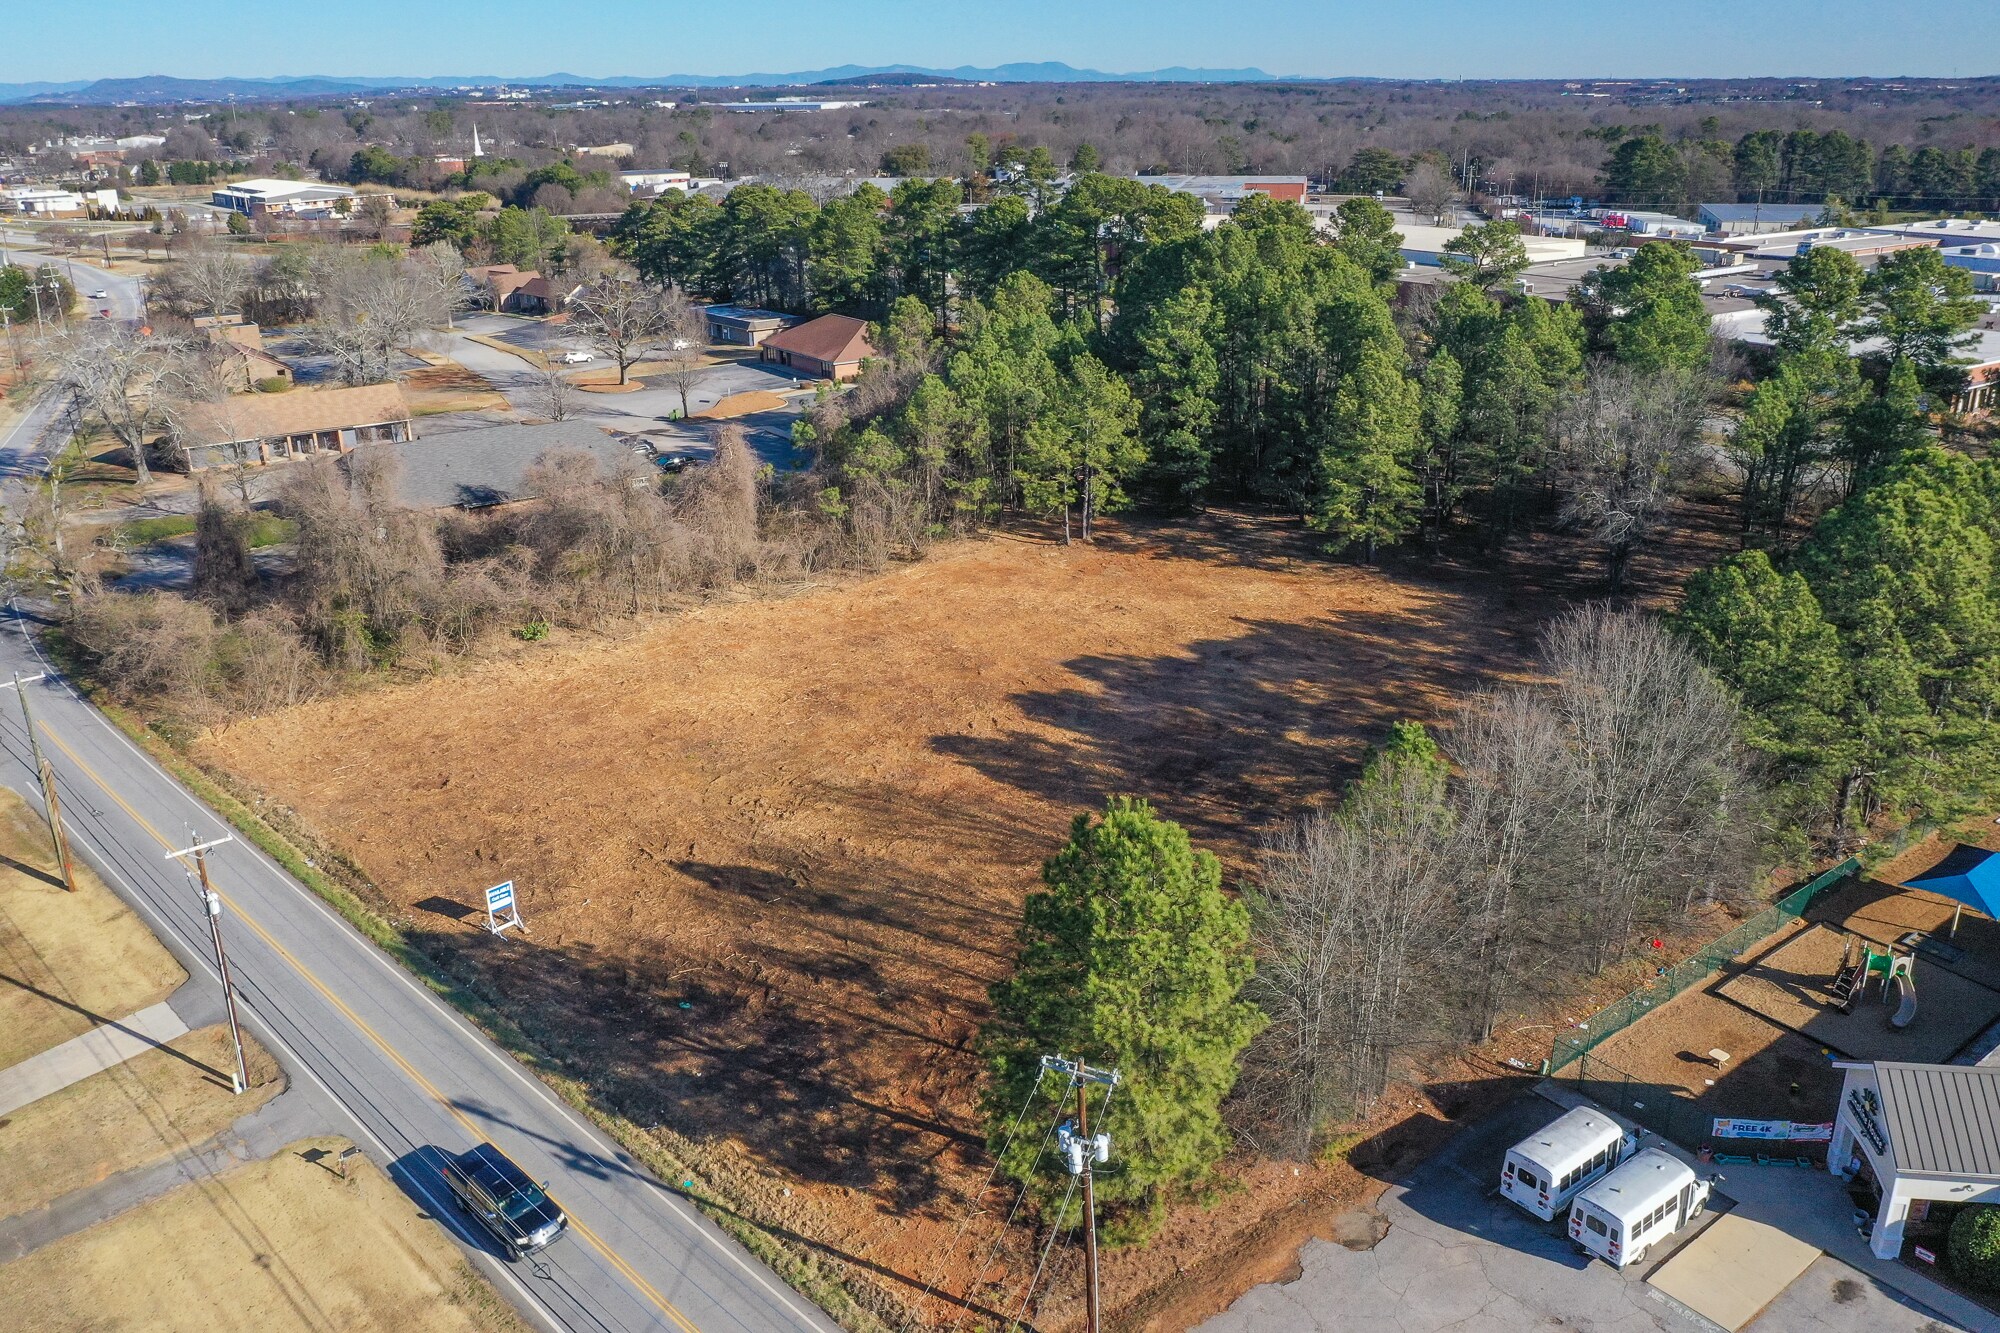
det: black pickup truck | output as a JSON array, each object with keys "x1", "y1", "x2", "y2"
[{"x1": 441, "y1": 1144, "x2": 568, "y2": 1258}]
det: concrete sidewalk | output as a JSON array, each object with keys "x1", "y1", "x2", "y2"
[
  {"x1": 0, "y1": 1002, "x2": 188, "y2": 1117},
  {"x1": 1719, "y1": 1163, "x2": 2000, "y2": 1332}
]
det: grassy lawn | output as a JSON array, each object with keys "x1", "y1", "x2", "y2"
[
  {"x1": 120, "y1": 514, "x2": 298, "y2": 549},
  {"x1": 0, "y1": 788, "x2": 187, "y2": 1068},
  {"x1": 0, "y1": 1023, "x2": 284, "y2": 1218},
  {"x1": 0, "y1": 1136, "x2": 535, "y2": 1333}
]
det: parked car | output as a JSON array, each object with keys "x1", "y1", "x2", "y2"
[
  {"x1": 653, "y1": 453, "x2": 691, "y2": 473},
  {"x1": 440, "y1": 1144, "x2": 567, "y2": 1257},
  {"x1": 555, "y1": 350, "x2": 593, "y2": 364}
]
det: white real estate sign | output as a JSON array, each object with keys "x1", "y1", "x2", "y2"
[{"x1": 485, "y1": 880, "x2": 525, "y2": 937}]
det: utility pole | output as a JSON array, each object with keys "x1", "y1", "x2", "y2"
[
  {"x1": 1043, "y1": 1054, "x2": 1120, "y2": 1333},
  {"x1": 0, "y1": 672, "x2": 73, "y2": 890},
  {"x1": 166, "y1": 834, "x2": 248, "y2": 1094}
]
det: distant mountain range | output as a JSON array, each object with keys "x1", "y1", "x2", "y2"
[{"x1": 0, "y1": 64, "x2": 1291, "y2": 105}]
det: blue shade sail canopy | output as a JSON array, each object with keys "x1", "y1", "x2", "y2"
[{"x1": 1902, "y1": 844, "x2": 2000, "y2": 927}]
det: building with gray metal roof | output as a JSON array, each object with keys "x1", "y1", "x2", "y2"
[{"x1": 1831, "y1": 1060, "x2": 2000, "y2": 1259}]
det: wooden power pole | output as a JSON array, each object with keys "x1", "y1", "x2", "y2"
[
  {"x1": 4, "y1": 672, "x2": 73, "y2": 891},
  {"x1": 1042, "y1": 1054, "x2": 1121, "y2": 1333},
  {"x1": 166, "y1": 834, "x2": 249, "y2": 1094}
]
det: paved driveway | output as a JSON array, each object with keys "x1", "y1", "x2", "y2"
[
  {"x1": 441, "y1": 322, "x2": 807, "y2": 470},
  {"x1": 1198, "y1": 1094, "x2": 1964, "y2": 1333}
]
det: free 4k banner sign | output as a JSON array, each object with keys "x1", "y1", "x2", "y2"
[{"x1": 1711, "y1": 1119, "x2": 1833, "y2": 1141}]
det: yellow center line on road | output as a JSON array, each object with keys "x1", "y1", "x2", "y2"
[{"x1": 41, "y1": 723, "x2": 703, "y2": 1333}]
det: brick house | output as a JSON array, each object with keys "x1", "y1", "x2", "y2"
[{"x1": 758, "y1": 314, "x2": 876, "y2": 381}]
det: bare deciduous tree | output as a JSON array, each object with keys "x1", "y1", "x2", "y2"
[
  {"x1": 659, "y1": 288, "x2": 706, "y2": 418},
  {"x1": 568, "y1": 273, "x2": 673, "y2": 385},
  {"x1": 298, "y1": 246, "x2": 454, "y2": 386},
  {"x1": 407, "y1": 241, "x2": 469, "y2": 330},
  {"x1": 58, "y1": 324, "x2": 191, "y2": 484},
  {"x1": 1248, "y1": 756, "x2": 1457, "y2": 1153},
  {"x1": 527, "y1": 363, "x2": 580, "y2": 422},
  {"x1": 1448, "y1": 684, "x2": 1569, "y2": 1042},
  {"x1": 1539, "y1": 605, "x2": 1756, "y2": 972},
  {"x1": 191, "y1": 476, "x2": 258, "y2": 609},
  {"x1": 148, "y1": 241, "x2": 253, "y2": 318},
  {"x1": 1552, "y1": 364, "x2": 1711, "y2": 593},
  {"x1": 278, "y1": 451, "x2": 445, "y2": 668},
  {"x1": 1403, "y1": 160, "x2": 1461, "y2": 225}
]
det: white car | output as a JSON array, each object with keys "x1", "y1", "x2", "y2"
[
  {"x1": 88, "y1": 289, "x2": 109, "y2": 299},
  {"x1": 555, "y1": 350, "x2": 594, "y2": 364}
]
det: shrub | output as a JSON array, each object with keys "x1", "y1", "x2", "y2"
[
  {"x1": 1951, "y1": 1204, "x2": 2000, "y2": 1292},
  {"x1": 254, "y1": 376, "x2": 291, "y2": 393},
  {"x1": 68, "y1": 591, "x2": 220, "y2": 703}
]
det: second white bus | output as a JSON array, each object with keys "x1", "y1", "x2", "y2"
[{"x1": 1567, "y1": 1148, "x2": 1714, "y2": 1268}]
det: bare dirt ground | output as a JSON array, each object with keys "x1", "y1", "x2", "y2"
[
  {"x1": 0, "y1": 788, "x2": 186, "y2": 1068},
  {"x1": 190, "y1": 506, "x2": 1734, "y2": 1327},
  {"x1": 1578, "y1": 953, "x2": 1846, "y2": 1138},
  {"x1": 0, "y1": 1023, "x2": 284, "y2": 1217},
  {"x1": 0, "y1": 1135, "x2": 533, "y2": 1333}
]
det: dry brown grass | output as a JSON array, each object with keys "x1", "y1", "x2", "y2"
[
  {"x1": 195, "y1": 514, "x2": 1533, "y2": 1325},
  {"x1": 0, "y1": 788, "x2": 186, "y2": 1068},
  {"x1": 0, "y1": 1023, "x2": 284, "y2": 1217},
  {"x1": 0, "y1": 1136, "x2": 535, "y2": 1333},
  {"x1": 400, "y1": 361, "x2": 510, "y2": 416},
  {"x1": 692, "y1": 389, "x2": 790, "y2": 418}
]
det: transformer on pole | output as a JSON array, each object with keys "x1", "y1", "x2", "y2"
[
  {"x1": 1041, "y1": 1054, "x2": 1121, "y2": 1333},
  {"x1": 165, "y1": 834, "x2": 249, "y2": 1094}
]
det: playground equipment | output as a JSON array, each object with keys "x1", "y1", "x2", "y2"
[{"x1": 1831, "y1": 938, "x2": 1918, "y2": 1028}]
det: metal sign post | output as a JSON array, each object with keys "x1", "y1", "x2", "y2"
[
  {"x1": 165, "y1": 834, "x2": 248, "y2": 1094},
  {"x1": 485, "y1": 881, "x2": 526, "y2": 937}
]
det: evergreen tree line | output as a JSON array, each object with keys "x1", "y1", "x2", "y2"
[
  {"x1": 977, "y1": 607, "x2": 1756, "y2": 1236},
  {"x1": 1679, "y1": 447, "x2": 2000, "y2": 844},
  {"x1": 1728, "y1": 244, "x2": 1982, "y2": 539},
  {"x1": 1603, "y1": 127, "x2": 2000, "y2": 212},
  {"x1": 616, "y1": 174, "x2": 1801, "y2": 567}
]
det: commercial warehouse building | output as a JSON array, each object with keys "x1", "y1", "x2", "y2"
[{"x1": 210, "y1": 178, "x2": 381, "y2": 219}]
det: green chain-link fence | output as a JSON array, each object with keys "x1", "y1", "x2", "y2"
[
  {"x1": 1548, "y1": 858, "x2": 1860, "y2": 1077},
  {"x1": 1555, "y1": 1047, "x2": 1718, "y2": 1148}
]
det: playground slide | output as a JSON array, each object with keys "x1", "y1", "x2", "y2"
[{"x1": 1891, "y1": 974, "x2": 1917, "y2": 1029}]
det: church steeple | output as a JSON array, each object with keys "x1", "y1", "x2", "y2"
[{"x1": 470, "y1": 123, "x2": 485, "y2": 158}]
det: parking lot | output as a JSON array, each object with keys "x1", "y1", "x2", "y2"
[{"x1": 1199, "y1": 1092, "x2": 1968, "y2": 1333}]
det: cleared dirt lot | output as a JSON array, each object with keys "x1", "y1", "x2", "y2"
[
  {"x1": 0, "y1": 1023, "x2": 283, "y2": 1218},
  {"x1": 0, "y1": 1135, "x2": 532, "y2": 1333},
  {"x1": 198, "y1": 515, "x2": 1536, "y2": 1319},
  {"x1": 0, "y1": 788, "x2": 186, "y2": 1068}
]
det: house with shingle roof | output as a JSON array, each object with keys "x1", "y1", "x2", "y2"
[
  {"x1": 757, "y1": 314, "x2": 876, "y2": 381},
  {"x1": 172, "y1": 383, "x2": 413, "y2": 472}
]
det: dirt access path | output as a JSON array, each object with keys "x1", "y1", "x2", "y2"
[{"x1": 197, "y1": 513, "x2": 1546, "y2": 1325}]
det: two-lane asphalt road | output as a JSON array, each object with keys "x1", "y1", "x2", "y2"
[{"x1": 0, "y1": 391, "x2": 840, "y2": 1331}]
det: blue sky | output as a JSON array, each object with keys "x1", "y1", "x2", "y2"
[{"x1": 4, "y1": 0, "x2": 1989, "y2": 83}]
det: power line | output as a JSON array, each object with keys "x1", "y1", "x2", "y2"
[
  {"x1": 940, "y1": 1095, "x2": 1071, "y2": 1333},
  {"x1": 904, "y1": 1079, "x2": 1044, "y2": 1333},
  {"x1": 1007, "y1": 1172, "x2": 1078, "y2": 1332}
]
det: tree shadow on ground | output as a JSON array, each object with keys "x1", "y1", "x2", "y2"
[{"x1": 931, "y1": 605, "x2": 1527, "y2": 852}]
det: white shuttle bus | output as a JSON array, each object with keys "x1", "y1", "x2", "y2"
[
  {"x1": 1567, "y1": 1148, "x2": 1713, "y2": 1268},
  {"x1": 1500, "y1": 1107, "x2": 1637, "y2": 1221}
]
